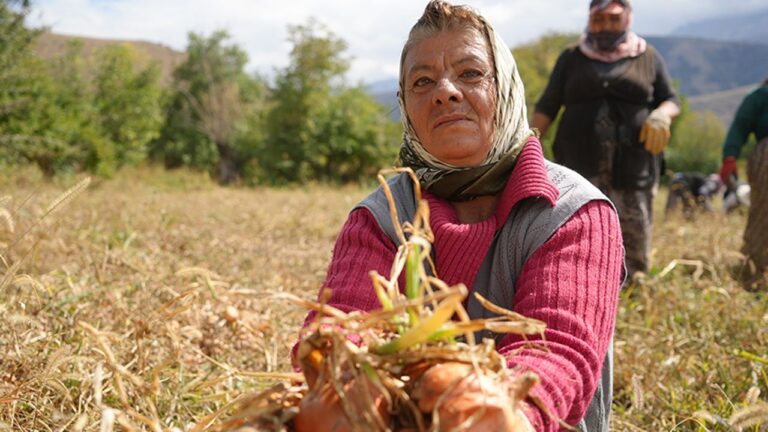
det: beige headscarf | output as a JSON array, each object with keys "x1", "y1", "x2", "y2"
[{"x1": 397, "y1": 15, "x2": 531, "y2": 201}]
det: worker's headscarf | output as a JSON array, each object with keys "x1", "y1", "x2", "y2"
[
  {"x1": 579, "y1": 0, "x2": 647, "y2": 63},
  {"x1": 397, "y1": 13, "x2": 531, "y2": 202}
]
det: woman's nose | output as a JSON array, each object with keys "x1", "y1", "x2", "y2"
[{"x1": 432, "y1": 78, "x2": 462, "y2": 105}]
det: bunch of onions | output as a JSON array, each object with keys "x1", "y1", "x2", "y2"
[{"x1": 211, "y1": 169, "x2": 546, "y2": 432}]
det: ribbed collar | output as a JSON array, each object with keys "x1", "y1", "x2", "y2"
[{"x1": 492, "y1": 136, "x2": 559, "y2": 227}]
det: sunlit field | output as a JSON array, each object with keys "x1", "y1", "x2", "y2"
[{"x1": 1, "y1": 167, "x2": 766, "y2": 431}]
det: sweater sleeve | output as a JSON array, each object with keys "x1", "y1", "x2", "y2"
[
  {"x1": 497, "y1": 200, "x2": 624, "y2": 431},
  {"x1": 292, "y1": 208, "x2": 398, "y2": 368},
  {"x1": 302, "y1": 207, "x2": 398, "y2": 323}
]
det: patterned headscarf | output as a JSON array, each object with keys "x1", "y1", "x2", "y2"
[{"x1": 397, "y1": 15, "x2": 531, "y2": 202}]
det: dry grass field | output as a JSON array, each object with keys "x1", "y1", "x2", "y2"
[{"x1": 1, "y1": 166, "x2": 766, "y2": 431}]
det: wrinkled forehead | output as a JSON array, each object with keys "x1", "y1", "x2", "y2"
[
  {"x1": 406, "y1": 28, "x2": 489, "y2": 63},
  {"x1": 401, "y1": 27, "x2": 494, "y2": 77}
]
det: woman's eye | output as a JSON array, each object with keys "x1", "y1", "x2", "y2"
[
  {"x1": 414, "y1": 77, "x2": 433, "y2": 87},
  {"x1": 461, "y1": 70, "x2": 483, "y2": 80}
]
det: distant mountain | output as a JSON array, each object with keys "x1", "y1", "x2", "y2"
[
  {"x1": 367, "y1": 78, "x2": 398, "y2": 95},
  {"x1": 671, "y1": 8, "x2": 768, "y2": 44},
  {"x1": 32, "y1": 32, "x2": 186, "y2": 86},
  {"x1": 367, "y1": 78, "x2": 400, "y2": 121},
  {"x1": 688, "y1": 83, "x2": 759, "y2": 126},
  {"x1": 646, "y1": 36, "x2": 768, "y2": 97}
]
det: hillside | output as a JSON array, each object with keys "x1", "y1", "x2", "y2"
[
  {"x1": 367, "y1": 78, "x2": 399, "y2": 121},
  {"x1": 672, "y1": 8, "x2": 768, "y2": 44},
  {"x1": 688, "y1": 83, "x2": 759, "y2": 126},
  {"x1": 646, "y1": 36, "x2": 768, "y2": 97},
  {"x1": 32, "y1": 32, "x2": 186, "y2": 86}
]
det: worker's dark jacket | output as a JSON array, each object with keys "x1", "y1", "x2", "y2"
[{"x1": 535, "y1": 45, "x2": 679, "y2": 190}]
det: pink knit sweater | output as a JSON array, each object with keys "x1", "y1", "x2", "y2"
[{"x1": 301, "y1": 139, "x2": 624, "y2": 430}]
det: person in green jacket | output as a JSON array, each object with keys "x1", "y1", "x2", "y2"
[{"x1": 720, "y1": 79, "x2": 768, "y2": 288}]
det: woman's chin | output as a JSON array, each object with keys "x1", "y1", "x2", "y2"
[
  {"x1": 434, "y1": 149, "x2": 487, "y2": 167},
  {"x1": 431, "y1": 137, "x2": 489, "y2": 163}
]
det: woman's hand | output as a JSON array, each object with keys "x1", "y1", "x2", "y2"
[{"x1": 413, "y1": 362, "x2": 534, "y2": 432}]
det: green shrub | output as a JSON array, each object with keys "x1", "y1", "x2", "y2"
[{"x1": 666, "y1": 111, "x2": 725, "y2": 175}]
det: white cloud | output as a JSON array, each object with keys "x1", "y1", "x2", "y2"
[{"x1": 29, "y1": 0, "x2": 768, "y2": 83}]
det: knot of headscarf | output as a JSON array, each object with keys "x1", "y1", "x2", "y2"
[{"x1": 396, "y1": 17, "x2": 531, "y2": 202}]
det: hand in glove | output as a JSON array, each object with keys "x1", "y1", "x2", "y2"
[
  {"x1": 639, "y1": 108, "x2": 672, "y2": 155},
  {"x1": 719, "y1": 156, "x2": 738, "y2": 186}
]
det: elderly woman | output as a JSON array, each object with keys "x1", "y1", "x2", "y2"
[
  {"x1": 532, "y1": 0, "x2": 680, "y2": 280},
  {"x1": 295, "y1": 1, "x2": 624, "y2": 431}
]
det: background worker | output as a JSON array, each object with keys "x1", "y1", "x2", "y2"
[
  {"x1": 664, "y1": 172, "x2": 723, "y2": 217},
  {"x1": 532, "y1": 0, "x2": 680, "y2": 280},
  {"x1": 720, "y1": 79, "x2": 768, "y2": 287}
]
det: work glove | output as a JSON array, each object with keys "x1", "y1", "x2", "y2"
[
  {"x1": 720, "y1": 156, "x2": 738, "y2": 186},
  {"x1": 639, "y1": 108, "x2": 672, "y2": 155}
]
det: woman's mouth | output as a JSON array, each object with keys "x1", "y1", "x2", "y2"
[{"x1": 433, "y1": 113, "x2": 469, "y2": 129}]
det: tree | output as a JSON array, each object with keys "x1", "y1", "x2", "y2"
[
  {"x1": 311, "y1": 87, "x2": 400, "y2": 183},
  {"x1": 262, "y1": 19, "x2": 349, "y2": 183},
  {"x1": 0, "y1": 1, "x2": 93, "y2": 177},
  {"x1": 0, "y1": 0, "x2": 47, "y2": 168},
  {"x1": 0, "y1": 0, "x2": 38, "y2": 121},
  {"x1": 22, "y1": 40, "x2": 97, "y2": 176},
  {"x1": 0, "y1": 5, "x2": 164, "y2": 178},
  {"x1": 92, "y1": 44, "x2": 163, "y2": 174},
  {"x1": 22, "y1": 41, "x2": 164, "y2": 177},
  {"x1": 154, "y1": 31, "x2": 255, "y2": 184},
  {"x1": 666, "y1": 108, "x2": 725, "y2": 174},
  {"x1": 262, "y1": 19, "x2": 398, "y2": 184}
]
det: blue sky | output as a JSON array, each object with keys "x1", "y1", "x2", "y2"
[{"x1": 29, "y1": 0, "x2": 768, "y2": 83}]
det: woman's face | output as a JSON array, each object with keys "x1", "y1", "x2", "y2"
[
  {"x1": 402, "y1": 28, "x2": 496, "y2": 167},
  {"x1": 588, "y1": 4, "x2": 627, "y2": 33}
]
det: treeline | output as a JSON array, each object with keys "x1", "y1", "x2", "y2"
[
  {"x1": 0, "y1": 1, "x2": 400, "y2": 184},
  {"x1": 1, "y1": 1, "x2": 730, "y2": 184}
]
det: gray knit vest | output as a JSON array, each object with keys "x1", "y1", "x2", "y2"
[{"x1": 357, "y1": 161, "x2": 615, "y2": 431}]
